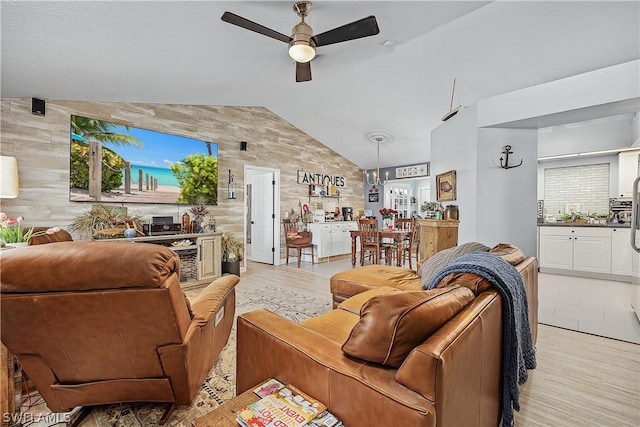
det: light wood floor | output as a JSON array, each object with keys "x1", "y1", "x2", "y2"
[{"x1": 218, "y1": 261, "x2": 640, "y2": 426}]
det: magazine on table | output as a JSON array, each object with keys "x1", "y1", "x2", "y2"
[{"x1": 237, "y1": 382, "x2": 327, "y2": 427}]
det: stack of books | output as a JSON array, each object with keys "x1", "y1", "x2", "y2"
[{"x1": 236, "y1": 379, "x2": 342, "y2": 427}]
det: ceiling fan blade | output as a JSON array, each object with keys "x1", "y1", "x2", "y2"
[
  {"x1": 313, "y1": 16, "x2": 379, "y2": 47},
  {"x1": 221, "y1": 12, "x2": 291, "y2": 43},
  {"x1": 296, "y1": 62, "x2": 312, "y2": 83}
]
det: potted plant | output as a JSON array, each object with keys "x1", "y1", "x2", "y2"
[
  {"x1": 70, "y1": 204, "x2": 143, "y2": 239},
  {"x1": 221, "y1": 233, "x2": 244, "y2": 276}
]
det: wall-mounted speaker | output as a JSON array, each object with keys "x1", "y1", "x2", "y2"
[
  {"x1": 240, "y1": 141, "x2": 248, "y2": 151},
  {"x1": 31, "y1": 98, "x2": 45, "y2": 116}
]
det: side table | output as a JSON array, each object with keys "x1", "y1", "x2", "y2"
[
  {"x1": 1, "y1": 344, "x2": 15, "y2": 427},
  {"x1": 192, "y1": 387, "x2": 258, "y2": 427}
]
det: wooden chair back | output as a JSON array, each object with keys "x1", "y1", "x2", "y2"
[{"x1": 395, "y1": 218, "x2": 412, "y2": 232}]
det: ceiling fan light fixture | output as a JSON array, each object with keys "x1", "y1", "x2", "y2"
[
  {"x1": 289, "y1": 20, "x2": 316, "y2": 63},
  {"x1": 288, "y1": 40, "x2": 316, "y2": 63}
]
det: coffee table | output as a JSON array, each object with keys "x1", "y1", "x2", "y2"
[{"x1": 191, "y1": 386, "x2": 259, "y2": 426}]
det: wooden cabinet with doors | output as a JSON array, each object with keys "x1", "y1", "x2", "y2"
[{"x1": 416, "y1": 219, "x2": 459, "y2": 261}]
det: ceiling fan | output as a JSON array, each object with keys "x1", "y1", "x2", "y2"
[{"x1": 221, "y1": 1, "x2": 380, "y2": 82}]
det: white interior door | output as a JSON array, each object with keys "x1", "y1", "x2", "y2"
[{"x1": 250, "y1": 171, "x2": 275, "y2": 264}]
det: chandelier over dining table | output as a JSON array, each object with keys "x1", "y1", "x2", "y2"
[{"x1": 365, "y1": 131, "x2": 394, "y2": 186}]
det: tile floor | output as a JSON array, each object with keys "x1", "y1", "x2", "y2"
[
  {"x1": 282, "y1": 255, "x2": 640, "y2": 344},
  {"x1": 538, "y1": 272, "x2": 640, "y2": 344}
]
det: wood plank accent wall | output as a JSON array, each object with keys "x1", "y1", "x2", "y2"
[{"x1": 0, "y1": 98, "x2": 364, "y2": 259}]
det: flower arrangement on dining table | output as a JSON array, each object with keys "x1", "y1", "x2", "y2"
[
  {"x1": 379, "y1": 208, "x2": 398, "y2": 219},
  {"x1": 0, "y1": 212, "x2": 60, "y2": 244}
]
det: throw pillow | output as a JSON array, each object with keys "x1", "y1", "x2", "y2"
[
  {"x1": 419, "y1": 242, "x2": 490, "y2": 289},
  {"x1": 489, "y1": 243, "x2": 525, "y2": 265},
  {"x1": 341, "y1": 286, "x2": 475, "y2": 368},
  {"x1": 436, "y1": 272, "x2": 492, "y2": 296}
]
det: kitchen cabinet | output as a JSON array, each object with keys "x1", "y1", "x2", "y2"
[
  {"x1": 308, "y1": 222, "x2": 357, "y2": 261},
  {"x1": 539, "y1": 227, "x2": 612, "y2": 274},
  {"x1": 539, "y1": 226, "x2": 620, "y2": 276},
  {"x1": 611, "y1": 228, "x2": 633, "y2": 276},
  {"x1": 618, "y1": 150, "x2": 640, "y2": 198},
  {"x1": 539, "y1": 228, "x2": 574, "y2": 270}
]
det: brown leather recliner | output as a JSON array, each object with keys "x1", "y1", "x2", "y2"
[{"x1": 0, "y1": 241, "x2": 237, "y2": 423}]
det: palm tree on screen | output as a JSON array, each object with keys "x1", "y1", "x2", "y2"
[{"x1": 71, "y1": 116, "x2": 142, "y2": 147}]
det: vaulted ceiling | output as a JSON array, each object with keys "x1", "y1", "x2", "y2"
[{"x1": 2, "y1": 1, "x2": 638, "y2": 169}]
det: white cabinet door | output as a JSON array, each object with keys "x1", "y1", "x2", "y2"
[
  {"x1": 573, "y1": 235, "x2": 612, "y2": 273},
  {"x1": 329, "y1": 224, "x2": 342, "y2": 256},
  {"x1": 309, "y1": 224, "x2": 329, "y2": 259},
  {"x1": 611, "y1": 228, "x2": 633, "y2": 276},
  {"x1": 539, "y1": 233, "x2": 573, "y2": 269},
  {"x1": 341, "y1": 222, "x2": 358, "y2": 254},
  {"x1": 618, "y1": 150, "x2": 640, "y2": 198}
]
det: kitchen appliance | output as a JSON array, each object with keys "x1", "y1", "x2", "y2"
[
  {"x1": 342, "y1": 207, "x2": 353, "y2": 221},
  {"x1": 609, "y1": 198, "x2": 633, "y2": 223},
  {"x1": 631, "y1": 176, "x2": 640, "y2": 321},
  {"x1": 631, "y1": 178, "x2": 640, "y2": 252}
]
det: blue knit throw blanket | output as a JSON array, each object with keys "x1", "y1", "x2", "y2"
[{"x1": 428, "y1": 252, "x2": 537, "y2": 427}]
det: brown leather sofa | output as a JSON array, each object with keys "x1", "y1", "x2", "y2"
[
  {"x1": 330, "y1": 256, "x2": 538, "y2": 344},
  {"x1": 236, "y1": 256, "x2": 538, "y2": 427},
  {"x1": 1, "y1": 241, "x2": 237, "y2": 422}
]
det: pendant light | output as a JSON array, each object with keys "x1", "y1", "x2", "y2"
[{"x1": 365, "y1": 131, "x2": 393, "y2": 186}]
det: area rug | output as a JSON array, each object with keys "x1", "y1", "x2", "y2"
[{"x1": 17, "y1": 285, "x2": 331, "y2": 427}]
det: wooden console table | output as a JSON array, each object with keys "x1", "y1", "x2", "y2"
[
  {"x1": 417, "y1": 219, "x2": 459, "y2": 261},
  {"x1": 102, "y1": 232, "x2": 222, "y2": 288}
]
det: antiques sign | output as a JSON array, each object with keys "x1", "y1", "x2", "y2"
[
  {"x1": 395, "y1": 164, "x2": 429, "y2": 178},
  {"x1": 297, "y1": 170, "x2": 346, "y2": 187}
]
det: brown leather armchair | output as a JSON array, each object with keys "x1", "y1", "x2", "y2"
[{"x1": 0, "y1": 241, "x2": 238, "y2": 424}]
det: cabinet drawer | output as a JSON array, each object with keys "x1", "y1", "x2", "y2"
[
  {"x1": 539, "y1": 226, "x2": 612, "y2": 237},
  {"x1": 539, "y1": 227, "x2": 574, "y2": 236},
  {"x1": 573, "y1": 227, "x2": 612, "y2": 238}
]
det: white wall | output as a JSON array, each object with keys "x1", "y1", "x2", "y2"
[
  {"x1": 476, "y1": 128, "x2": 538, "y2": 256},
  {"x1": 431, "y1": 107, "x2": 538, "y2": 256},
  {"x1": 431, "y1": 104, "x2": 479, "y2": 246}
]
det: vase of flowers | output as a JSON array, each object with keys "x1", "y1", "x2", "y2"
[
  {"x1": 379, "y1": 208, "x2": 398, "y2": 229},
  {"x1": 0, "y1": 213, "x2": 60, "y2": 246}
]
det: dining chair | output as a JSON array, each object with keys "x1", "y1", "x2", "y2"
[
  {"x1": 283, "y1": 219, "x2": 314, "y2": 268},
  {"x1": 402, "y1": 219, "x2": 421, "y2": 270},
  {"x1": 357, "y1": 218, "x2": 391, "y2": 265}
]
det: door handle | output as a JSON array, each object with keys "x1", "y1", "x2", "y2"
[{"x1": 631, "y1": 176, "x2": 640, "y2": 253}]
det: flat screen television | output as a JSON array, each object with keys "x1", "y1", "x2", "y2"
[{"x1": 69, "y1": 115, "x2": 218, "y2": 205}]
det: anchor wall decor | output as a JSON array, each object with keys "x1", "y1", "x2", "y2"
[{"x1": 498, "y1": 145, "x2": 523, "y2": 169}]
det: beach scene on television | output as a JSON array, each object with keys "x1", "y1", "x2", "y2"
[{"x1": 69, "y1": 115, "x2": 218, "y2": 205}]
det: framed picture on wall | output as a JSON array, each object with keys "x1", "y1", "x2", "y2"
[{"x1": 436, "y1": 170, "x2": 456, "y2": 202}]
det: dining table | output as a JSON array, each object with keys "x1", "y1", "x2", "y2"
[{"x1": 349, "y1": 229, "x2": 410, "y2": 267}]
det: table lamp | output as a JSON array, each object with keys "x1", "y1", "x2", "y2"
[{"x1": 0, "y1": 156, "x2": 19, "y2": 199}]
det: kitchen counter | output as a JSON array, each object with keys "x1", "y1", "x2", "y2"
[{"x1": 538, "y1": 222, "x2": 631, "y2": 228}]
